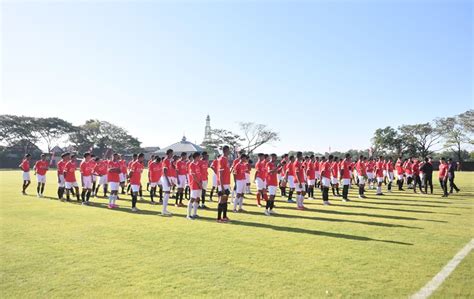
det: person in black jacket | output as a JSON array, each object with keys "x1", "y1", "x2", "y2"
[
  {"x1": 447, "y1": 158, "x2": 460, "y2": 193},
  {"x1": 419, "y1": 157, "x2": 433, "y2": 194}
]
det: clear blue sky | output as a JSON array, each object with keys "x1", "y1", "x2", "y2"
[{"x1": 1, "y1": 0, "x2": 472, "y2": 154}]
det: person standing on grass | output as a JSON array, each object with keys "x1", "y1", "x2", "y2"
[
  {"x1": 447, "y1": 158, "x2": 461, "y2": 194},
  {"x1": 254, "y1": 153, "x2": 267, "y2": 208},
  {"x1": 233, "y1": 154, "x2": 248, "y2": 212},
  {"x1": 294, "y1": 151, "x2": 307, "y2": 210},
  {"x1": 395, "y1": 157, "x2": 405, "y2": 191},
  {"x1": 306, "y1": 155, "x2": 316, "y2": 199},
  {"x1": 175, "y1": 152, "x2": 188, "y2": 207},
  {"x1": 148, "y1": 156, "x2": 162, "y2": 204},
  {"x1": 119, "y1": 155, "x2": 128, "y2": 195},
  {"x1": 160, "y1": 149, "x2": 175, "y2": 216},
  {"x1": 64, "y1": 154, "x2": 80, "y2": 202},
  {"x1": 285, "y1": 155, "x2": 296, "y2": 203},
  {"x1": 385, "y1": 157, "x2": 394, "y2": 193},
  {"x1": 320, "y1": 155, "x2": 332, "y2": 205},
  {"x1": 129, "y1": 153, "x2": 145, "y2": 212},
  {"x1": 126, "y1": 153, "x2": 137, "y2": 194},
  {"x1": 420, "y1": 157, "x2": 433, "y2": 194},
  {"x1": 33, "y1": 153, "x2": 49, "y2": 198},
  {"x1": 200, "y1": 151, "x2": 210, "y2": 209},
  {"x1": 94, "y1": 157, "x2": 108, "y2": 198},
  {"x1": 79, "y1": 152, "x2": 94, "y2": 205},
  {"x1": 187, "y1": 152, "x2": 203, "y2": 220},
  {"x1": 412, "y1": 159, "x2": 423, "y2": 193},
  {"x1": 374, "y1": 156, "x2": 384, "y2": 196},
  {"x1": 264, "y1": 154, "x2": 279, "y2": 215},
  {"x1": 330, "y1": 157, "x2": 341, "y2": 197},
  {"x1": 107, "y1": 153, "x2": 121, "y2": 208},
  {"x1": 438, "y1": 158, "x2": 449, "y2": 198},
  {"x1": 57, "y1": 153, "x2": 69, "y2": 200},
  {"x1": 355, "y1": 155, "x2": 367, "y2": 199},
  {"x1": 209, "y1": 155, "x2": 219, "y2": 202},
  {"x1": 89, "y1": 155, "x2": 97, "y2": 197},
  {"x1": 19, "y1": 153, "x2": 32, "y2": 195},
  {"x1": 278, "y1": 155, "x2": 288, "y2": 197},
  {"x1": 146, "y1": 154, "x2": 155, "y2": 192},
  {"x1": 217, "y1": 145, "x2": 231, "y2": 223},
  {"x1": 340, "y1": 153, "x2": 352, "y2": 202}
]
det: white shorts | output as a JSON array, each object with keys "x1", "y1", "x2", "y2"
[
  {"x1": 277, "y1": 174, "x2": 282, "y2": 181},
  {"x1": 367, "y1": 172, "x2": 374, "y2": 179},
  {"x1": 160, "y1": 176, "x2": 177, "y2": 192},
  {"x1": 406, "y1": 174, "x2": 412, "y2": 178},
  {"x1": 190, "y1": 189, "x2": 201, "y2": 198},
  {"x1": 387, "y1": 172, "x2": 394, "y2": 181},
  {"x1": 217, "y1": 184, "x2": 231, "y2": 192},
  {"x1": 235, "y1": 180, "x2": 246, "y2": 194},
  {"x1": 245, "y1": 173, "x2": 250, "y2": 184},
  {"x1": 295, "y1": 182, "x2": 306, "y2": 192},
  {"x1": 36, "y1": 174, "x2": 46, "y2": 183},
  {"x1": 321, "y1": 177, "x2": 331, "y2": 187},
  {"x1": 383, "y1": 170, "x2": 387, "y2": 177},
  {"x1": 358, "y1": 176, "x2": 366, "y2": 185},
  {"x1": 98, "y1": 175, "x2": 108, "y2": 186},
  {"x1": 315, "y1": 171, "x2": 321, "y2": 180},
  {"x1": 202, "y1": 180, "x2": 208, "y2": 191},
  {"x1": 119, "y1": 173, "x2": 126, "y2": 183},
  {"x1": 131, "y1": 184, "x2": 140, "y2": 192},
  {"x1": 376, "y1": 177, "x2": 384, "y2": 183},
  {"x1": 268, "y1": 185, "x2": 278, "y2": 196},
  {"x1": 255, "y1": 177, "x2": 266, "y2": 190},
  {"x1": 178, "y1": 175, "x2": 187, "y2": 188},
  {"x1": 82, "y1": 175, "x2": 93, "y2": 189},
  {"x1": 92, "y1": 175, "x2": 97, "y2": 182},
  {"x1": 109, "y1": 182, "x2": 120, "y2": 191},
  {"x1": 342, "y1": 178, "x2": 351, "y2": 185},
  {"x1": 22, "y1": 172, "x2": 30, "y2": 181},
  {"x1": 58, "y1": 174, "x2": 65, "y2": 187},
  {"x1": 331, "y1": 177, "x2": 339, "y2": 185},
  {"x1": 65, "y1": 181, "x2": 78, "y2": 189},
  {"x1": 150, "y1": 182, "x2": 158, "y2": 187},
  {"x1": 212, "y1": 174, "x2": 218, "y2": 187},
  {"x1": 287, "y1": 176, "x2": 295, "y2": 188},
  {"x1": 307, "y1": 179, "x2": 315, "y2": 186},
  {"x1": 398, "y1": 174, "x2": 404, "y2": 180}
]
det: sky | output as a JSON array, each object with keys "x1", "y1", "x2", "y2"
[{"x1": 1, "y1": 0, "x2": 472, "y2": 154}]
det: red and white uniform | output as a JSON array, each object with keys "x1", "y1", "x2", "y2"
[
  {"x1": 355, "y1": 160, "x2": 367, "y2": 184},
  {"x1": 57, "y1": 159, "x2": 67, "y2": 187},
  {"x1": 294, "y1": 160, "x2": 306, "y2": 192},
  {"x1": 176, "y1": 160, "x2": 188, "y2": 189},
  {"x1": 306, "y1": 161, "x2": 315, "y2": 185},
  {"x1": 95, "y1": 160, "x2": 108, "y2": 186},
  {"x1": 386, "y1": 161, "x2": 394, "y2": 181},
  {"x1": 160, "y1": 157, "x2": 177, "y2": 192},
  {"x1": 340, "y1": 159, "x2": 352, "y2": 185},
  {"x1": 286, "y1": 161, "x2": 296, "y2": 188},
  {"x1": 320, "y1": 161, "x2": 331, "y2": 187},
  {"x1": 64, "y1": 160, "x2": 78, "y2": 188},
  {"x1": 211, "y1": 159, "x2": 219, "y2": 187},
  {"x1": 120, "y1": 160, "x2": 128, "y2": 183},
  {"x1": 395, "y1": 160, "x2": 404, "y2": 179},
  {"x1": 366, "y1": 161, "x2": 375, "y2": 179},
  {"x1": 200, "y1": 160, "x2": 209, "y2": 190},
  {"x1": 107, "y1": 160, "x2": 121, "y2": 191},
  {"x1": 34, "y1": 160, "x2": 49, "y2": 183},
  {"x1": 80, "y1": 159, "x2": 94, "y2": 188},
  {"x1": 255, "y1": 160, "x2": 267, "y2": 190},
  {"x1": 129, "y1": 160, "x2": 144, "y2": 192},
  {"x1": 148, "y1": 161, "x2": 162, "y2": 187},
  {"x1": 233, "y1": 161, "x2": 247, "y2": 194},
  {"x1": 266, "y1": 161, "x2": 279, "y2": 195},
  {"x1": 217, "y1": 156, "x2": 231, "y2": 192},
  {"x1": 330, "y1": 161, "x2": 340, "y2": 184},
  {"x1": 375, "y1": 161, "x2": 384, "y2": 182},
  {"x1": 20, "y1": 159, "x2": 30, "y2": 181},
  {"x1": 188, "y1": 161, "x2": 202, "y2": 198}
]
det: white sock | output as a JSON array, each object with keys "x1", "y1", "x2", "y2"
[
  {"x1": 193, "y1": 201, "x2": 198, "y2": 216},
  {"x1": 300, "y1": 195, "x2": 304, "y2": 206},
  {"x1": 108, "y1": 195, "x2": 113, "y2": 205},
  {"x1": 163, "y1": 193, "x2": 169, "y2": 212},
  {"x1": 377, "y1": 186, "x2": 381, "y2": 194},
  {"x1": 239, "y1": 196, "x2": 243, "y2": 209},
  {"x1": 187, "y1": 201, "x2": 193, "y2": 217},
  {"x1": 233, "y1": 196, "x2": 238, "y2": 210}
]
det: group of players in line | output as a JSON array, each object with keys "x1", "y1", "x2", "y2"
[{"x1": 19, "y1": 145, "x2": 460, "y2": 222}]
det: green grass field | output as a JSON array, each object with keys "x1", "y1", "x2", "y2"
[{"x1": 1, "y1": 170, "x2": 473, "y2": 298}]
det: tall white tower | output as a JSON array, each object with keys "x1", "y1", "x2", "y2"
[{"x1": 203, "y1": 115, "x2": 212, "y2": 143}]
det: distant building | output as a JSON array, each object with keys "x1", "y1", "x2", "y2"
[
  {"x1": 203, "y1": 114, "x2": 212, "y2": 144},
  {"x1": 154, "y1": 136, "x2": 204, "y2": 157}
]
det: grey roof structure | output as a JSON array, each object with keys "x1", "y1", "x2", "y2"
[{"x1": 154, "y1": 136, "x2": 204, "y2": 156}]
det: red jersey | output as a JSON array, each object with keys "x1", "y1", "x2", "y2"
[
  {"x1": 20, "y1": 159, "x2": 30, "y2": 172},
  {"x1": 255, "y1": 160, "x2": 267, "y2": 179},
  {"x1": 340, "y1": 159, "x2": 351, "y2": 179},
  {"x1": 404, "y1": 161, "x2": 413, "y2": 175},
  {"x1": 80, "y1": 160, "x2": 94, "y2": 176},
  {"x1": 120, "y1": 160, "x2": 127, "y2": 174},
  {"x1": 94, "y1": 160, "x2": 108, "y2": 176},
  {"x1": 320, "y1": 161, "x2": 331, "y2": 179},
  {"x1": 176, "y1": 160, "x2": 188, "y2": 176},
  {"x1": 129, "y1": 160, "x2": 144, "y2": 185},
  {"x1": 438, "y1": 163, "x2": 448, "y2": 178},
  {"x1": 246, "y1": 163, "x2": 251, "y2": 174},
  {"x1": 306, "y1": 161, "x2": 315, "y2": 179},
  {"x1": 233, "y1": 161, "x2": 247, "y2": 180},
  {"x1": 34, "y1": 160, "x2": 49, "y2": 175},
  {"x1": 366, "y1": 161, "x2": 375, "y2": 172},
  {"x1": 331, "y1": 161, "x2": 339, "y2": 178},
  {"x1": 266, "y1": 161, "x2": 278, "y2": 186},
  {"x1": 188, "y1": 161, "x2": 202, "y2": 190},
  {"x1": 64, "y1": 160, "x2": 77, "y2": 182},
  {"x1": 375, "y1": 161, "x2": 384, "y2": 177},
  {"x1": 294, "y1": 160, "x2": 305, "y2": 182},
  {"x1": 355, "y1": 160, "x2": 367, "y2": 176},
  {"x1": 287, "y1": 161, "x2": 296, "y2": 176},
  {"x1": 280, "y1": 161, "x2": 287, "y2": 177},
  {"x1": 211, "y1": 159, "x2": 218, "y2": 173},
  {"x1": 162, "y1": 158, "x2": 176, "y2": 178},
  {"x1": 127, "y1": 160, "x2": 134, "y2": 171},
  {"x1": 386, "y1": 161, "x2": 394, "y2": 172},
  {"x1": 200, "y1": 160, "x2": 208, "y2": 181},
  {"x1": 232, "y1": 158, "x2": 241, "y2": 169},
  {"x1": 107, "y1": 160, "x2": 121, "y2": 183},
  {"x1": 395, "y1": 160, "x2": 404, "y2": 174},
  {"x1": 148, "y1": 161, "x2": 162, "y2": 182},
  {"x1": 412, "y1": 162, "x2": 420, "y2": 175},
  {"x1": 218, "y1": 156, "x2": 231, "y2": 185},
  {"x1": 313, "y1": 161, "x2": 320, "y2": 171},
  {"x1": 57, "y1": 160, "x2": 67, "y2": 174}
]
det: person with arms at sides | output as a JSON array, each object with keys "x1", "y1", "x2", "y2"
[
  {"x1": 385, "y1": 157, "x2": 395, "y2": 193},
  {"x1": 89, "y1": 154, "x2": 97, "y2": 196},
  {"x1": 404, "y1": 158, "x2": 414, "y2": 189},
  {"x1": 395, "y1": 157, "x2": 405, "y2": 191},
  {"x1": 209, "y1": 155, "x2": 220, "y2": 202},
  {"x1": 265, "y1": 154, "x2": 279, "y2": 215},
  {"x1": 146, "y1": 154, "x2": 155, "y2": 192},
  {"x1": 119, "y1": 154, "x2": 128, "y2": 195},
  {"x1": 245, "y1": 158, "x2": 252, "y2": 194},
  {"x1": 420, "y1": 157, "x2": 434, "y2": 194},
  {"x1": 233, "y1": 154, "x2": 248, "y2": 212},
  {"x1": 126, "y1": 153, "x2": 137, "y2": 194},
  {"x1": 320, "y1": 155, "x2": 332, "y2": 205},
  {"x1": 160, "y1": 149, "x2": 175, "y2": 216},
  {"x1": 254, "y1": 153, "x2": 267, "y2": 208},
  {"x1": 438, "y1": 157, "x2": 449, "y2": 198},
  {"x1": 129, "y1": 153, "x2": 145, "y2": 212},
  {"x1": 57, "y1": 153, "x2": 69, "y2": 200},
  {"x1": 339, "y1": 154, "x2": 352, "y2": 202},
  {"x1": 374, "y1": 156, "x2": 385, "y2": 196},
  {"x1": 306, "y1": 155, "x2": 316, "y2": 199},
  {"x1": 33, "y1": 153, "x2": 49, "y2": 198},
  {"x1": 107, "y1": 153, "x2": 121, "y2": 208},
  {"x1": 366, "y1": 157, "x2": 375, "y2": 190},
  {"x1": 148, "y1": 156, "x2": 162, "y2": 204},
  {"x1": 412, "y1": 159, "x2": 423, "y2": 193},
  {"x1": 314, "y1": 156, "x2": 321, "y2": 189},
  {"x1": 64, "y1": 154, "x2": 80, "y2": 202},
  {"x1": 175, "y1": 152, "x2": 188, "y2": 207},
  {"x1": 284, "y1": 155, "x2": 296, "y2": 203},
  {"x1": 94, "y1": 157, "x2": 108, "y2": 197},
  {"x1": 330, "y1": 157, "x2": 341, "y2": 197},
  {"x1": 199, "y1": 151, "x2": 210, "y2": 209},
  {"x1": 355, "y1": 155, "x2": 367, "y2": 199},
  {"x1": 187, "y1": 152, "x2": 203, "y2": 220},
  {"x1": 19, "y1": 153, "x2": 32, "y2": 195},
  {"x1": 79, "y1": 152, "x2": 94, "y2": 205},
  {"x1": 447, "y1": 158, "x2": 461, "y2": 194},
  {"x1": 185, "y1": 154, "x2": 193, "y2": 199},
  {"x1": 278, "y1": 155, "x2": 288, "y2": 197},
  {"x1": 217, "y1": 145, "x2": 231, "y2": 223},
  {"x1": 294, "y1": 151, "x2": 307, "y2": 210}
]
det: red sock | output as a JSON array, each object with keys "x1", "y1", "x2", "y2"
[
  {"x1": 263, "y1": 191, "x2": 268, "y2": 201},
  {"x1": 256, "y1": 192, "x2": 261, "y2": 205}
]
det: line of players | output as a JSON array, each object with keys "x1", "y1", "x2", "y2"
[{"x1": 19, "y1": 147, "x2": 457, "y2": 222}]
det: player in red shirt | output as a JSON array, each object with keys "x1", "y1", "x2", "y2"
[
  {"x1": 146, "y1": 154, "x2": 155, "y2": 192},
  {"x1": 395, "y1": 157, "x2": 405, "y2": 191},
  {"x1": 19, "y1": 153, "x2": 32, "y2": 195},
  {"x1": 355, "y1": 155, "x2": 367, "y2": 199},
  {"x1": 374, "y1": 156, "x2": 385, "y2": 196},
  {"x1": 119, "y1": 155, "x2": 128, "y2": 195},
  {"x1": 33, "y1": 153, "x2": 49, "y2": 197},
  {"x1": 294, "y1": 152, "x2": 307, "y2": 210},
  {"x1": 404, "y1": 158, "x2": 414, "y2": 189},
  {"x1": 284, "y1": 155, "x2": 296, "y2": 203},
  {"x1": 217, "y1": 145, "x2": 231, "y2": 223},
  {"x1": 330, "y1": 157, "x2": 341, "y2": 197},
  {"x1": 314, "y1": 156, "x2": 321, "y2": 188},
  {"x1": 412, "y1": 159, "x2": 422, "y2": 193},
  {"x1": 57, "y1": 153, "x2": 69, "y2": 200},
  {"x1": 438, "y1": 157, "x2": 449, "y2": 197},
  {"x1": 278, "y1": 154, "x2": 288, "y2": 197},
  {"x1": 320, "y1": 155, "x2": 332, "y2": 205},
  {"x1": 129, "y1": 153, "x2": 145, "y2": 212},
  {"x1": 209, "y1": 155, "x2": 219, "y2": 201},
  {"x1": 264, "y1": 154, "x2": 279, "y2": 215},
  {"x1": 79, "y1": 152, "x2": 94, "y2": 204},
  {"x1": 160, "y1": 149, "x2": 175, "y2": 216},
  {"x1": 306, "y1": 155, "x2": 316, "y2": 199},
  {"x1": 200, "y1": 152, "x2": 210, "y2": 209},
  {"x1": 385, "y1": 157, "x2": 394, "y2": 192},
  {"x1": 64, "y1": 154, "x2": 80, "y2": 202},
  {"x1": 175, "y1": 152, "x2": 188, "y2": 207},
  {"x1": 107, "y1": 153, "x2": 121, "y2": 208},
  {"x1": 94, "y1": 157, "x2": 109, "y2": 197},
  {"x1": 185, "y1": 154, "x2": 193, "y2": 199},
  {"x1": 148, "y1": 156, "x2": 162, "y2": 204},
  {"x1": 254, "y1": 153, "x2": 267, "y2": 207},
  {"x1": 339, "y1": 154, "x2": 352, "y2": 201},
  {"x1": 366, "y1": 158, "x2": 375, "y2": 190},
  {"x1": 233, "y1": 154, "x2": 248, "y2": 212},
  {"x1": 126, "y1": 153, "x2": 137, "y2": 194},
  {"x1": 187, "y1": 152, "x2": 203, "y2": 220}
]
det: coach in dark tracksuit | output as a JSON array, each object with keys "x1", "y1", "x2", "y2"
[
  {"x1": 447, "y1": 158, "x2": 460, "y2": 193},
  {"x1": 420, "y1": 157, "x2": 433, "y2": 194}
]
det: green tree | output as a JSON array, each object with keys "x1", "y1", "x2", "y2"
[
  {"x1": 209, "y1": 129, "x2": 244, "y2": 158},
  {"x1": 34, "y1": 117, "x2": 77, "y2": 153},
  {"x1": 0, "y1": 115, "x2": 38, "y2": 154},
  {"x1": 238, "y1": 122, "x2": 279, "y2": 154},
  {"x1": 399, "y1": 123, "x2": 441, "y2": 158}
]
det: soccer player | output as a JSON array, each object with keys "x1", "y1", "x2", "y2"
[
  {"x1": 90, "y1": 154, "x2": 97, "y2": 196},
  {"x1": 107, "y1": 153, "x2": 121, "y2": 208},
  {"x1": 119, "y1": 155, "x2": 128, "y2": 194},
  {"x1": 175, "y1": 152, "x2": 188, "y2": 207},
  {"x1": 278, "y1": 155, "x2": 288, "y2": 197},
  {"x1": 314, "y1": 156, "x2": 321, "y2": 188},
  {"x1": 330, "y1": 157, "x2": 341, "y2": 197},
  {"x1": 339, "y1": 153, "x2": 352, "y2": 202},
  {"x1": 320, "y1": 155, "x2": 332, "y2": 205},
  {"x1": 160, "y1": 149, "x2": 175, "y2": 216},
  {"x1": 64, "y1": 154, "x2": 80, "y2": 202},
  {"x1": 209, "y1": 155, "x2": 219, "y2": 201},
  {"x1": 94, "y1": 157, "x2": 108, "y2": 197},
  {"x1": 187, "y1": 152, "x2": 203, "y2": 220},
  {"x1": 129, "y1": 153, "x2": 145, "y2": 212},
  {"x1": 33, "y1": 153, "x2": 49, "y2": 198},
  {"x1": 420, "y1": 157, "x2": 434, "y2": 194},
  {"x1": 245, "y1": 159, "x2": 252, "y2": 194},
  {"x1": 57, "y1": 153, "x2": 68, "y2": 200},
  {"x1": 185, "y1": 154, "x2": 193, "y2": 199},
  {"x1": 285, "y1": 155, "x2": 296, "y2": 203},
  {"x1": 80, "y1": 152, "x2": 94, "y2": 205},
  {"x1": 148, "y1": 156, "x2": 162, "y2": 204},
  {"x1": 294, "y1": 151, "x2": 306, "y2": 210},
  {"x1": 355, "y1": 155, "x2": 367, "y2": 199},
  {"x1": 265, "y1": 154, "x2": 279, "y2": 215},
  {"x1": 19, "y1": 153, "x2": 32, "y2": 195},
  {"x1": 126, "y1": 153, "x2": 137, "y2": 194},
  {"x1": 404, "y1": 158, "x2": 414, "y2": 189},
  {"x1": 386, "y1": 157, "x2": 395, "y2": 193},
  {"x1": 254, "y1": 153, "x2": 267, "y2": 207},
  {"x1": 217, "y1": 145, "x2": 231, "y2": 223},
  {"x1": 395, "y1": 157, "x2": 405, "y2": 191},
  {"x1": 412, "y1": 159, "x2": 423, "y2": 193},
  {"x1": 374, "y1": 156, "x2": 385, "y2": 196},
  {"x1": 147, "y1": 154, "x2": 155, "y2": 192},
  {"x1": 447, "y1": 158, "x2": 460, "y2": 194},
  {"x1": 438, "y1": 158, "x2": 449, "y2": 197},
  {"x1": 200, "y1": 151, "x2": 210, "y2": 209},
  {"x1": 366, "y1": 158, "x2": 375, "y2": 189},
  {"x1": 233, "y1": 154, "x2": 248, "y2": 212},
  {"x1": 306, "y1": 155, "x2": 316, "y2": 199}
]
